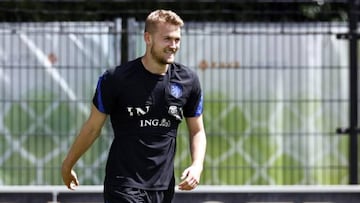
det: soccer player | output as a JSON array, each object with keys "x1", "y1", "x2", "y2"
[{"x1": 61, "y1": 9, "x2": 207, "y2": 203}]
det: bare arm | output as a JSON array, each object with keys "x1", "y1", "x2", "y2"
[
  {"x1": 178, "y1": 114, "x2": 207, "y2": 190},
  {"x1": 61, "y1": 104, "x2": 107, "y2": 189}
]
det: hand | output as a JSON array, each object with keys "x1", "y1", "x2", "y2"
[
  {"x1": 178, "y1": 165, "x2": 202, "y2": 191},
  {"x1": 61, "y1": 167, "x2": 79, "y2": 190}
]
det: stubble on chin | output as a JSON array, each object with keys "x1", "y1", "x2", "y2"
[{"x1": 151, "y1": 48, "x2": 176, "y2": 65}]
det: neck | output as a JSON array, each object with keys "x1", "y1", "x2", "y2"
[{"x1": 141, "y1": 55, "x2": 168, "y2": 75}]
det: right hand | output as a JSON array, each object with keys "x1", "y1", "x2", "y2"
[{"x1": 61, "y1": 167, "x2": 79, "y2": 190}]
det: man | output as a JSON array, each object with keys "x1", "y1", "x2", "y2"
[{"x1": 61, "y1": 9, "x2": 206, "y2": 203}]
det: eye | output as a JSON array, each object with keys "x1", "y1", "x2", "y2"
[{"x1": 164, "y1": 36, "x2": 180, "y2": 43}]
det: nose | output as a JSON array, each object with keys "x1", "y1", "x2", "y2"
[{"x1": 169, "y1": 40, "x2": 177, "y2": 48}]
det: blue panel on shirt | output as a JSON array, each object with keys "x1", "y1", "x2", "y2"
[
  {"x1": 96, "y1": 75, "x2": 106, "y2": 113},
  {"x1": 195, "y1": 94, "x2": 203, "y2": 116}
]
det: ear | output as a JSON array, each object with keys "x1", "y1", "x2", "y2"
[{"x1": 144, "y1": 32, "x2": 152, "y2": 45}]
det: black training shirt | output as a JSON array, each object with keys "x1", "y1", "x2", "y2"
[{"x1": 92, "y1": 57, "x2": 203, "y2": 190}]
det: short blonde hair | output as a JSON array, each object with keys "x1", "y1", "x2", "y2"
[{"x1": 145, "y1": 9, "x2": 184, "y2": 33}]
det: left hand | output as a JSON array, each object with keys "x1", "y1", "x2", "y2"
[{"x1": 178, "y1": 165, "x2": 202, "y2": 190}]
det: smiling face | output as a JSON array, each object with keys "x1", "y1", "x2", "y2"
[{"x1": 145, "y1": 22, "x2": 181, "y2": 65}]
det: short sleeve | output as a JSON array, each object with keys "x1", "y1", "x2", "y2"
[
  {"x1": 183, "y1": 75, "x2": 203, "y2": 117},
  {"x1": 92, "y1": 70, "x2": 115, "y2": 114}
]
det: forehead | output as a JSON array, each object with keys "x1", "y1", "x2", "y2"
[{"x1": 154, "y1": 22, "x2": 181, "y2": 36}]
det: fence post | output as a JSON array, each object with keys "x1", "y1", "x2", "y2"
[
  {"x1": 336, "y1": 0, "x2": 360, "y2": 184},
  {"x1": 348, "y1": 0, "x2": 359, "y2": 185},
  {"x1": 121, "y1": 15, "x2": 129, "y2": 63}
]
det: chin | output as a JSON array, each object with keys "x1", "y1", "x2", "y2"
[
  {"x1": 160, "y1": 59, "x2": 174, "y2": 64},
  {"x1": 166, "y1": 57, "x2": 175, "y2": 64}
]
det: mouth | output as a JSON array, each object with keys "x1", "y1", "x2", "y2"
[
  {"x1": 167, "y1": 47, "x2": 177, "y2": 54},
  {"x1": 165, "y1": 49, "x2": 176, "y2": 58}
]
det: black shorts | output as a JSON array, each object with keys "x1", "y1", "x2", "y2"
[{"x1": 104, "y1": 180, "x2": 175, "y2": 203}]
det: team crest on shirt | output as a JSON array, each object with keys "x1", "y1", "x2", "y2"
[{"x1": 170, "y1": 83, "x2": 182, "y2": 98}]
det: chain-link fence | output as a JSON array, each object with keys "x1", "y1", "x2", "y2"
[{"x1": 0, "y1": 1, "x2": 354, "y2": 186}]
